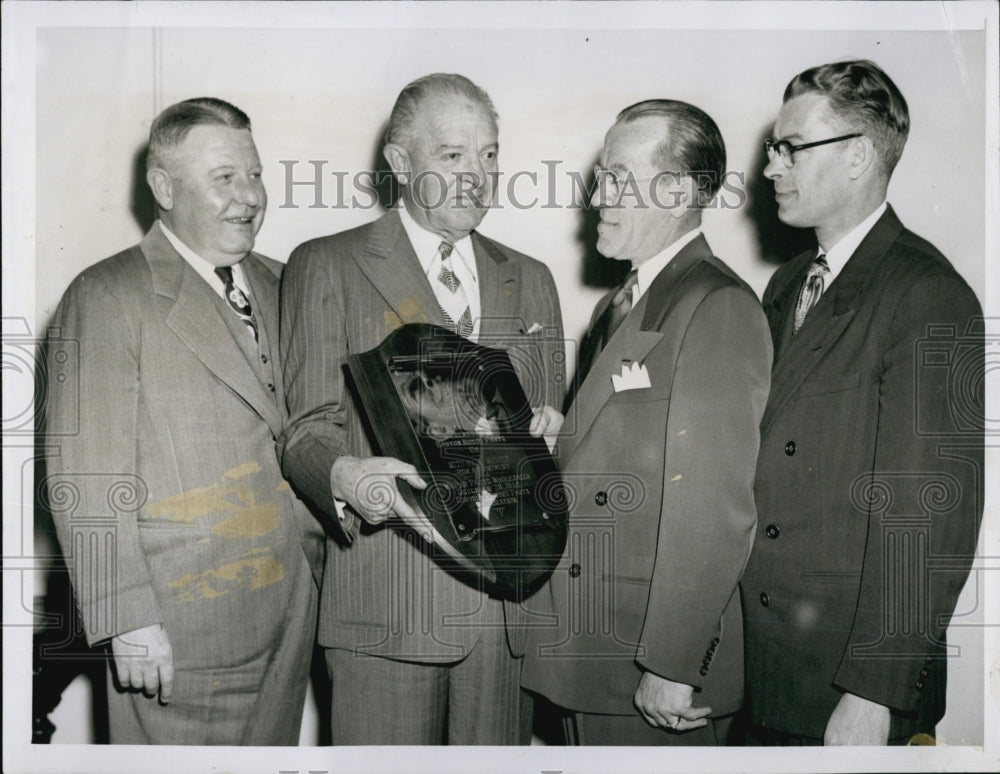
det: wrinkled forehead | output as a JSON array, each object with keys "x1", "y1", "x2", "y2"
[
  {"x1": 171, "y1": 124, "x2": 259, "y2": 166},
  {"x1": 411, "y1": 96, "x2": 498, "y2": 144},
  {"x1": 602, "y1": 116, "x2": 666, "y2": 169}
]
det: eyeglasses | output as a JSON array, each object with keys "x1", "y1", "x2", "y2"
[
  {"x1": 763, "y1": 133, "x2": 861, "y2": 168},
  {"x1": 593, "y1": 165, "x2": 664, "y2": 203}
]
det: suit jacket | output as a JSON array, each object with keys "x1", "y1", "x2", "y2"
[
  {"x1": 741, "y1": 205, "x2": 984, "y2": 739},
  {"x1": 278, "y1": 208, "x2": 565, "y2": 660},
  {"x1": 45, "y1": 224, "x2": 324, "y2": 671},
  {"x1": 521, "y1": 234, "x2": 772, "y2": 717}
]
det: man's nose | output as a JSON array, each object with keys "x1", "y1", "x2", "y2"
[
  {"x1": 236, "y1": 176, "x2": 262, "y2": 207},
  {"x1": 763, "y1": 154, "x2": 784, "y2": 181}
]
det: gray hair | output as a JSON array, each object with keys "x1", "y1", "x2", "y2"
[
  {"x1": 147, "y1": 97, "x2": 251, "y2": 172},
  {"x1": 385, "y1": 73, "x2": 498, "y2": 149}
]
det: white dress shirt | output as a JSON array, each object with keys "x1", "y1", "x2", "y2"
[
  {"x1": 398, "y1": 202, "x2": 482, "y2": 340},
  {"x1": 158, "y1": 219, "x2": 255, "y2": 303},
  {"x1": 631, "y1": 227, "x2": 704, "y2": 308},
  {"x1": 819, "y1": 201, "x2": 887, "y2": 286}
]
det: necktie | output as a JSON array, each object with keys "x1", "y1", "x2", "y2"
[
  {"x1": 435, "y1": 241, "x2": 474, "y2": 338},
  {"x1": 792, "y1": 253, "x2": 829, "y2": 335},
  {"x1": 577, "y1": 268, "x2": 639, "y2": 380},
  {"x1": 215, "y1": 265, "x2": 258, "y2": 342}
]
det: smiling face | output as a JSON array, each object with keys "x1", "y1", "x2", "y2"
[
  {"x1": 387, "y1": 95, "x2": 498, "y2": 242},
  {"x1": 764, "y1": 93, "x2": 859, "y2": 242},
  {"x1": 592, "y1": 116, "x2": 688, "y2": 264},
  {"x1": 153, "y1": 124, "x2": 266, "y2": 266}
]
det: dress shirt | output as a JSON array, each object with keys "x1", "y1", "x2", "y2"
[
  {"x1": 819, "y1": 201, "x2": 887, "y2": 286},
  {"x1": 632, "y1": 228, "x2": 703, "y2": 308},
  {"x1": 398, "y1": 202, "x2": 482, "y2": 340},
  {"x1": 158, "y1": 219, "x2": 254, "y2": 301}
]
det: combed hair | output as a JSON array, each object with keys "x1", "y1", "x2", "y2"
[
  {"x1": 147, "y1": 97, "x2": 251, "y2": 171},
  {"x1": 385, "y1": 73, "x2": 498, "y2": 148},
  {"x1": 615, "y1": 99, "x2": 727, "y2": 208},
  {"x1": 784, "y1": 59, "x2": 909, "y2": 177}
]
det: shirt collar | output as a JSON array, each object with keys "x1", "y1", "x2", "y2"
[
  {"x1": 632, "y1": 228, "x2": 703, "y2": 304},
  {"x1": 158, "y1": 220, "x2": 250, "y2": 298},
  {"x1": 398, "y1": 201, "x2": 477, "y2": 280},
  {"x1": 820, "y1": 201, "x2": 887, "y2": 285}
]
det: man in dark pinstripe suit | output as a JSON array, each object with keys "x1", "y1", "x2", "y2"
[{"x1": 278, "y1": 73, "x2": 565, "y2": 744}]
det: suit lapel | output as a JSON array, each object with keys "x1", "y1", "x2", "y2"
[
  {"x1": 559, "y1": 235, "x2": 713, "y2": 464},
  {"x1": 355, "y1": 209, "x2": 447, "y2": 328},
  {"x1": 241, "y1": 254, "x2": 280, "y2": 354},
  {"x1": 142, "y1": 225, "x2": 285, "y2": 437},
  {"x1": 761, "y1": 207, "x2": 904, "y2": 433},
  {"x1": 473, "y1": 232, "x2": 520, "y2": 338}
]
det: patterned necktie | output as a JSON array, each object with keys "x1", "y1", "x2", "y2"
[
  {"x1": 578, "y1": 268, "x2": 639, "y2": 379},
  {"x1": 601, "y1": 268, "x2": 639, "y2": 346},
  {"x1": 215, "y1": 265, "x2": 258, "y2": 342},
  {"x1": 792, "y1": 253, "x2": 829, "y2": 335},
  {"x1": 435, "y1": 241, "x2": 474, "y2": 338}
]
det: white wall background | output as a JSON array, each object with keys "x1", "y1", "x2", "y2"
[{"x1": 7, "y1": 4, "x2": 993, "y2": 769}]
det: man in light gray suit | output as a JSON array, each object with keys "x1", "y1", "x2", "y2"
[
  {"x1": 279, "y1": 73, "x2": 565, "y2": 744},
  {"x1": 45, "y1": 98, "x2": 324, "y2": 744}
]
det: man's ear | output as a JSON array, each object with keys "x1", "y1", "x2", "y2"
[
  {"x1": 848, "y1": 136, "x2": 877, "y2": 180},
  {"x1": 146, "y1": 168, "x2": 174, "y2": 210},
  {"x1": 383, "y1": 143, "x2": 411, "y2": 185},
  {"x1": 668, "y1": 174, "x2": 697, "y2": 219}
]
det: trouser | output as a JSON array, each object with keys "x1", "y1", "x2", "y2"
[{"x1": 326, "y1": 625, "x2": 531, "y2": 745}]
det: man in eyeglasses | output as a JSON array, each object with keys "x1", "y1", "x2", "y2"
[
  {"x1": 521, "y1": 100, "x2": 772, "y2": 745},
  {"x1": 741, "y1": 59, "x2": 983, "y2": 745}
]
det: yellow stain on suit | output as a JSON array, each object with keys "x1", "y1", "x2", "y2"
[
  {"x1": 145, "y1": 464, "x2": 290, "y2": 601},
  {"x1": 168, "y1": 551, "x2": 286, "y2": 603},
  {"x1": 385, "y1": 298, "x2": 430, "y2": 331},
  {"x1": 145, "y1": 462, "x2": 280, "y2": 537}
]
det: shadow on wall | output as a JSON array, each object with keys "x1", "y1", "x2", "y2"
[
  {"x1": 743, "y1": 124, "x2": 815, "y2": 267},
  {"x1": 130, "y1": 143, "x2": 157, "y2": 235},
  {"x1": 577, "y1": 158, "x2": 631, "y2": 291}
]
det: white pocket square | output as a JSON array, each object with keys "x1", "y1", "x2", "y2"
[
  {"x1": 612, "y1": 361, "x2": 651, "y2": 392},
  {"x1": 523, "y1": 322, "x2": 544, "y2": 335}
]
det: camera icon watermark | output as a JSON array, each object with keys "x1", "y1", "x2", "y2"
[{"x1": 2, "y1": 317, "x2": 79, "y2": 437}]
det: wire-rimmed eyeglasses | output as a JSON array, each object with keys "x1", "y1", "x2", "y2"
[
  {"x1": 763, "y1": 133, "x2": 861, "y2": 168},
  {"x1": 593, "y1": 165, "x2": 667, "y2": 203}
]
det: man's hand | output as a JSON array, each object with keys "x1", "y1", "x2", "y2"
[
  {"x1": 111, "y1": 624, "x2": 174, "y2": 703},
  {"x1": 530, "y1": 405, "x2": 564, "y2": 452},
  {"x1": 633, "y1": 671, "x2": 712, "y2": 732},
  {"x1": 331, "y1": 455, "x2": 427, "y2": 526},
  {"x1": 824, "y1": 692, "x2": 890, "y2": 745}
]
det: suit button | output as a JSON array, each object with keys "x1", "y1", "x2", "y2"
[
  {"x1": 261, "y1": 354, "x2": 269, "y2": 363},
  {"x1": 919, "y1": 669, "x2": 928, "y2": 678},
  {"x1": 915, "y1": 681, "x2": 924, "y2": 690},
  {"x1": 569, "y1": 563, "x2": 582, "y2": 578},
  {"x1": 784, "y1": 441, "x2": 796, "y2": 456},
  {"x1": 759, "y1": 592, "x2": 770, "y2": 607},
  {"x1": 267, "y1": 383, "x2": 275, "y2": 392},
  {"x1": 765, "y1": 524, "x2": 780, "y2": 539},
  {"x1": 926, "y1": 656, "x2": 934, "y2": 664},
  {"x1": 700, "y1": 667, "x2": 709, "y2": 676},
  {"x1": 594, "y1": 491, "x2": 608, "y2": 507}
]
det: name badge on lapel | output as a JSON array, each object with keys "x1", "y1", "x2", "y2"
[{"x1": 612, "y1": 361, "x2": 651, "y2": 392}]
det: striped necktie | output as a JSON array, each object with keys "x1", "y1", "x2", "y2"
[
  {"x1": 215, "y1": 265, "x2": 258, "y2": 342},
  {"x1": 577, "y1": 268, "x2": 639, "y2": 380},
  {"x1": 435, "y1": 241, "x2": 473, "y2": 338},
  {"x1": 792, "y1": 253, "x2": 829, "y2": 335}
]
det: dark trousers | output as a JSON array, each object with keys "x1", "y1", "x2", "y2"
[{"x1": 566, "y1": 711, "x2": 734, "y2": 746}]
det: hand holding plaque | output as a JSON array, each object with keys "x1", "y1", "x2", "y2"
[{"x1": 346, "y1": 323, "x2": 568, "y2": 598}]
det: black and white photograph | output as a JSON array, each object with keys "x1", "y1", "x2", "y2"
[{"x1": 2, "y1": 2, "x2": 997, "y2": 773}]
